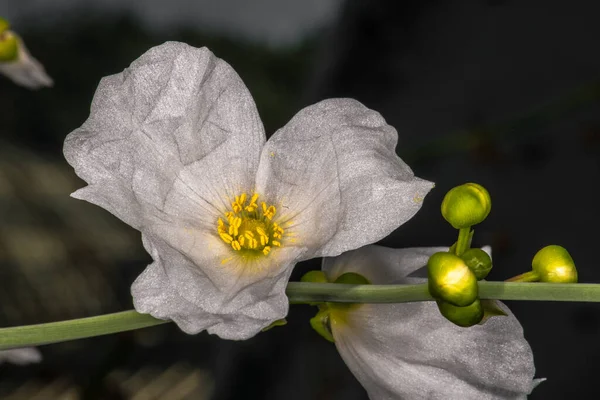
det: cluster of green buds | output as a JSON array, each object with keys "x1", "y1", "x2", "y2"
[
  {"x1": 430, "y1": 182, "x2": 578, "y2": 327},
  {"x1": 427, "y1": 183, "x2": 493, "y2": 327},
  {"x1": 0, "y1": 17, "x2": 19, "y2": 62}
]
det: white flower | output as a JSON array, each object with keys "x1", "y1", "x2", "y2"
[
  {"x1": 0, "y1": 21, "x2": 53, "y2": 89},
  {"x1": 0, "y1": 347, "x2": 42, "y2": 365},
  {"x1": 63, "y1": 41, "x2": 433, "y2": 340},
  {"x1": 322, "y1": 245, "x2": 539, "y2": 400}
]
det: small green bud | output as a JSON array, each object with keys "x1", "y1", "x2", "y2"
[
  {"x1": 532, "y1": 245, "x2": 577, "y2": 283},
  {"x1": 0, "y1": 17, "x2": 9, "y2": 34},
  {"x1": 436, "y1": 299, "x2": 484, "y2": 327},
  {"x1": 301, "y1": 270, "x2": 329, "y2": 283},
  {"x1": 441, "y1": 183, "x2": 492, "y2": 229},
  {"x1": 428, "y1": 252, "x2": 478, "y2": 307},
  {"x1": 334, "y1": 272, "x2": 371, "y2": 285},
  {"x1": 460, "y1": 248, "x2": 492, "y2": 280},
  {"x1": 0, "y1": 30, "x2": 19, "y2": 62}
]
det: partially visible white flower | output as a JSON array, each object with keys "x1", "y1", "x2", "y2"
[
  {"x1": 64, "y1": 42, "x2": 433, "y2": 340},
  {"x1": 0, "y1": 347, "x2": 42, "y2": 365},
  {"x1": 0, "y1": 18, "x2": 53, "y2": 89},
  {"x1": 322, "y1": 245, "x2": 540, "y2": 400}
]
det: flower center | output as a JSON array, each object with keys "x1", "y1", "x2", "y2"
[{"x1": 217, "y1": 193, "x2": 284, "y2": 257}]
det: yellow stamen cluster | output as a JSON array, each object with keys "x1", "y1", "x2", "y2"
[{"x1": 217, "y1": 192, "x2": 284, "y2": 257}]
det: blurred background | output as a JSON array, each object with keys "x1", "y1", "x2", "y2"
[{"x1": 0, "y1": 0, "x2": 599, "y2": 398}]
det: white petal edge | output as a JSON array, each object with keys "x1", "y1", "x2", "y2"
[
  {"x1": 132, "y1": 233, "x2": 304, "y2": 340},
  {"x1": 256, "y1": 98, "x2": 433, "y2": 261},
  {"x1": 0, "y1": 348, "x2": 42, "y2": 365},
  {"x1": 0, "y1": 34, "x2": 53, "y2": 90}
]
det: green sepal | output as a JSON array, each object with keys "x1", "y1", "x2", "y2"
[
  {"x1": 261, "y1": 318, "x2": 287, "y2": 332},
  {"x1": 309, "y1": 306, "x2": 334, "y2": 343},
  {"x1": 461, "y1": 247, "x2": 492, "y2": 280},
  {"x1": 478, "y1": 299, "x2": 508, "y2": 325},
  {"x1": 301, "y1": 270, "x2": 329, "y2": 283},
  {"x1": 334, "y1": 272, "x2": 370, "y2": 285}
]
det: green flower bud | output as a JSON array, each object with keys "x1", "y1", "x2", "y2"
[
  {"x1": 441, "y1": 183, "x2": 492, "y2": 229},
  {"x1": 0, "y1": 29, "x2": 18, "y2": 62},
  {"x1": 427, "y1": 252, "x2": 478, "y2": 307},
  {"x1": 301, "y1": 270, "x2": 329, "y2": 283},
  {"x1": 532, "y1": 245, "x2": 577, "y2": 283},
  {"x1": 436, "y1": 299, "x2": 484, "y2": 327},
  {"x1": 334, "y1": 272, "x2": 371, "y2": 285},
  {"x1": 0, "y1": 17, "x2": 9, "y2": 34},
  {"x1": 460, "y1": 248, "x2": 492, "y2": 280}
]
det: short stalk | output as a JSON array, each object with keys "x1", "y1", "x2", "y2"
[
  {"x1": 455, "y1": 227, "x2": 471, "y2": 256},
  {"x1": 505, "y1": 271, "x2": 540, "y2": 282}
]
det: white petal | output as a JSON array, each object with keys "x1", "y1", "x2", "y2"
[
  {"x1": 255, "y1": 99, "x2": 433, "y2": 259},
  {"x1": 326, "y1": 246, "x2": 537, "y2": 399},
  {"x1": 0, "y1": 348, "x2": 42, "y2": 365},
  {"x1": 0, "y1": 34, "x2": 53, "y2": 90},
  {"x1": 334, "y1": 302, "x2": 536, "y2": 400},
  {"x1": 132, "y1": 233, "x2": 303, "y2": 340},
  {"x1": 64, "y1": 41, "x2": 265, "y2": 230}
]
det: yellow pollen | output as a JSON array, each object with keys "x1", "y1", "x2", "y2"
[{"x1": 217, "y1": 193, "x2": 286, "y2": 258}]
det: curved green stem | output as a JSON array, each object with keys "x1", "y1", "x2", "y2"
[{"x1": 2, "y1": 281, "x2": 600, "y2": 350}]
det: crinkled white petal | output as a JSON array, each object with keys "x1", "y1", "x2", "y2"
[
  {"x1": 0, "y1": 348, "x2": 42, "y2": 365},
  {"x1": 324, "y1": 246, "x2": 537, "y2": 400},
  {"x1": 64, "y1": 41, "x2": 265, "y2": 230},
  {"x1": 0, "y1": 34, "x2": 53, "y2": 90},
  {"x1": 64, "y1": 42, "x2": 277, "y2": 338},
  {"x1": 132, "y1": 233, "x2": 303, "y2": 340},
  {"x1": 256, "y1": 99, "x2": 433, "y2": 259}
]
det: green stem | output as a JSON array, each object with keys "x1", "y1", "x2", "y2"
[
  {"x1": 3, "y1": 281, "x2": 600, "y2": 350},
  {"x1": 0, "y1": 310, "x2": 167, "y2": 350},
  {"x1": 455, "y1": 227, "x2": 471, "y2": 256}
]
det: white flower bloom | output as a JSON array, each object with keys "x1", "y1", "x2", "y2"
[
  {"x1": 0, "y1": 347, "x2": 42, "y2": 365},
  {"x1": 64, "y1": 42, "x2": 433, "y2": 340},
  {"x1": 0, "y1": 25, "x2": 53, "y2": 89},
  {"x1": 322, "y1": 245, "x2": 539, "y2": 400}
]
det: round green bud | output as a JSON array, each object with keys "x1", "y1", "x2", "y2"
[
  {"x1": 436, "y1": 299, "x2": 484, "y2": 327},
  {"x1": 334, "y1": 272, "x2": 370, "y2": 285},
  {"x1": 0, "y1": 18, "x2": 9, "y2": 34},
  {"x1": 427, "y1": 252, "x2": 478, "y2": 307},
  {"x1": 460, "y1": 248, "x2": 493, "y2": 280},
  {"x1": 532, "y1": 245, "x2": 578, "y2": 283},
  {"x1": 441, "y1": 183, "x2": 492, "y2": 229},
  {"x1": 300, "y1": 270, "x2": 329, "y2": 283},
  {"x1": 0, "y1": 31, "x2": 18, "y2": 62}
]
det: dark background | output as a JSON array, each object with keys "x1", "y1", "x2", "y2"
[{"x1": 1, "y1": 0, "x2": 599, "y2": 398}]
